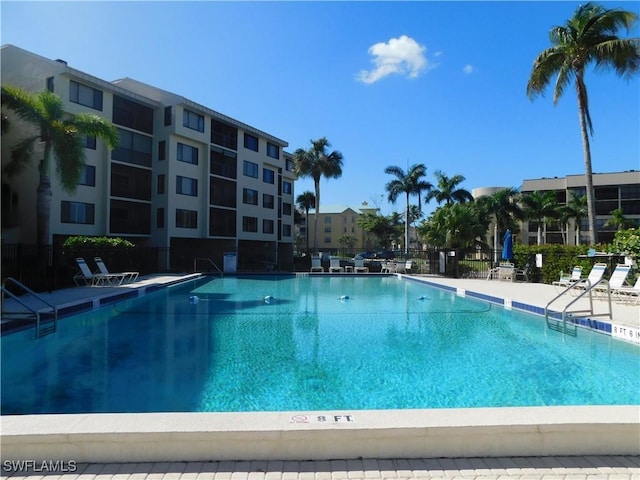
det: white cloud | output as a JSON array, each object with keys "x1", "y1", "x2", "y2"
[
  {"x1": 463, "y1": 64, "x2": 475, "y2": 75},
  {"x1": 357, "y1": 35, "x2": 429, "y2": 84}
]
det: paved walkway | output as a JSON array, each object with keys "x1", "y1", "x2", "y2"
[{"x1": 2, "y1": 456, "x2": 639, "y2": 479}]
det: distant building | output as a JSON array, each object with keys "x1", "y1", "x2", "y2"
[{"x1": 1, "y1": 44, "x2": 296, "y2": 270}]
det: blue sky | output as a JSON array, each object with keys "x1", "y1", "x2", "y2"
[{"x1": 2, "y1": 1, "x2": 639, "y2": 217}]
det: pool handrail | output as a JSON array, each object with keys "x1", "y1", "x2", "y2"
[
  {"x1": 1, "y1": 277, "x2": 58, "y2": 338},
  {"x1": 193, "y1": 257, "x2": 223, "y2": 276}
]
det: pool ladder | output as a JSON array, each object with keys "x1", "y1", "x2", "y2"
[
  {"x1": 193, "y1": 257, "x2": 223, "y2": 276},
  {"x1": 1, "y1": 277, "x2": 58, "y2": 338}
]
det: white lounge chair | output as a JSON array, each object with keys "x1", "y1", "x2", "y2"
[
  {"x1": 94, "y1": 257, "x2": 139, "y2": 285},
  {"x1": 553, "y1": 266, "x2": 583, "y2": 289},
  {"x1": 353, "y1": 256, "x2": 369, "y2": 273},
  {"x1": 381, "y1": 261, "x2": 396, "y2": 273},
  {"x1": 613, "y1": 275, "x2": 640, "y2": 304},
  {"x1": 329, "y1": 256, "x2": 343, "y2": 273},
  {"x1": 73, "y1": 258, "x2": 112, "y2": 287},
  {"x1": 593, "y1": 264, "x2": 631, "y2": 298},
  {"x1": 310, "y1": 255, "x2": 324, "y2": 273},
  {"x1": 570, "y1": 263, "x2": 607, "y2": 295}
]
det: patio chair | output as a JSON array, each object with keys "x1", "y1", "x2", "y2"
[
  {"x1": 593, "y1": 264, "x2": 631, "y2": 298},
  {"x1": 328, "y1": 256, "x2": 344, "y2": 273},
  {"x1": 310, "y1": 255, "x2": 324, "y2": 273},
  {"x1": 73, "y1": 258, "x2": 112, "y2": 287},
  {"x1": 569, "y1": 263, "x2": 607, "y2": 296},
  {"x1": 353, "y1": 256, "x2": 369, "y2": 273},
  {"x1": 613, "y1": 275, "x2": 640, "y2": 304},
  {"x1": 553, "y1": 266, "x2": 583, "y2": 289},
  {"x1": 381, "y1": 261, "x2": 397, "y2": 273},
  {"x1": 94, "y1": 257, "x2": 139, "y2": 284}
]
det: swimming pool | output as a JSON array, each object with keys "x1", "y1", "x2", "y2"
[{"x1": 1, "y1": 275, "x2": 638, "y2": 415}]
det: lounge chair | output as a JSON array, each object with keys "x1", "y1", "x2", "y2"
[
  {"x1": 593, "y1": 264, "x2": 631, "y2": 298},
  {"x1": 353, "y1": 256, "x2": 369, "y2": 273},
  {"x1": 381, "y1": 261, "x2": 396, "y2": 273},
  {"x1": 553, "y1": 266, "x2": 583, "y2": 289},
  {"x1": 73, "y1": 258, "x2": 112, "y2": 287},
  {"x1": 94, "y1": 257, "x2": 139, "y2": 284},
  {"x1": 486, "y1": 262, "x2": 514, "y2": 280},
  {"x1": 310, "y1": 255, "x2": 324, "y2": 273},
  {"x1": 613, "y1": 275, "x2": 640, "y2": 304},
  {"x1": 328, "y1": 256, "x2": 344, "y2": 273},
  {"x1": 570, "y1": 263, "x2": 607, "y2": 295}
]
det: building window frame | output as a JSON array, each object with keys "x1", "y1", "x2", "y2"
[
  {"x1": 266, "y1": 142, "x2": 279, "y2": 159},
  {"x1": 183, "y1": 109, "x2": 204, "y2": 132},
  {"x1": 176, "y1": 175, "x2": 198, "y2": 196},
  {"x1": 243, "y1": 160, "x2": 258, "y2": 178},
  {"x1": 244, "y1": 133, "x2": 259, "y2": 152},
  {"x1": 61, "y1": 201, "x2": 95, "y2": 224},
  {"x1": 177, "y1": 142, "x2": 199, "y2": 165},
  {"x1": 70, "y1": 80, "x2": 103, "y2": 111}
]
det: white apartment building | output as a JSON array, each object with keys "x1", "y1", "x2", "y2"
[{"x1": 1, "y1": 45, "x2": 296, "y2": 271}]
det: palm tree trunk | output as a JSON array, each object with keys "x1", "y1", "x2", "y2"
[
  {"x1": 313, "y1": 179, "x2": 320, "y2": 253},
  {"x1": 405, "y1": 192, "x2": 410, "y2": 256},
  {"x1": 305, "y1": 209, "x2": 310, "y2": 251},
  {"x1": 576, "y1": 76, "x2": 597, "y2": 245},
  {"x1": 36, "y1": 173, "x2": 52, "y2": 251}
]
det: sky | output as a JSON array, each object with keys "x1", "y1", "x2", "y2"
[{"x1": 2, "y1": 1, "x2": 639, "y2": 217}]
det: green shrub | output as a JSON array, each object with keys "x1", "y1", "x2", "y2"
[{"x1": 63, "y1": 236, "x2": 135, "y2": 249}]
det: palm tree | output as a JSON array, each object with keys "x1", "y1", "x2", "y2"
[
  {"x1": 384, "y1": 164, "x2": 431, "y2": 256},
  {"x1": 426, "y1": 170, "x2": 474, "y2": 206},
  {"x1": 419, "y1": 203, "x2": 487, "y2": 253},
  {"x1": 295, "y1": 190, "x2": 316, "y2": 251},
  {"x1": 562, "y1": 191, "x2": 588, "y2": 245},
  {"x1": 604, "y1": 207, "x2": 637, "y2": 231},
  {"x1": 1, "y1": 85, "x2": 119, "y2": 251},
  {"x1": 526, "y1": 2, "x2": 640, "y2": 245},
  {"x1": 293, "y1": 137, "x2": 343, "y2": 252},
  {"x1": 476, "y1": 188, "x2": 523, "y2": 261},
  {"x1": 521, "y1": 191, "x2": 560, "y2": 245}
]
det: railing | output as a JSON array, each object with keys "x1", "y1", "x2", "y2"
[
  {"x1": 1, "y1": 277, "x2": 58, "y2": 338},
  {"x1": 193, "y1": 257, "x2": 223, "y2": 276}
]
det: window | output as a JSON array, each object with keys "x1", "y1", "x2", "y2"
[
  {"x1": 157, "y1": 208, "x2": 165, "y2": 228},
  {"x1": 111, "y1": 164, "x2": 152, "y2": 200},
  {"x1": 243, "y1": 188, "x2": 258, "y2": 205},
  {"x1": 157, "y1": 174, "x2": 165, "y2": 194},
  {"x1": 242, "y1": 216, "x2": 258, "y2": 232},
  {"x1": 282, "y1": 202, "x2": 292, "y2": 216},
  {"x1": 263, "y1": 219, "x2": 274, "y2": 234},
  {"x1": 243, "y1": 160, "x2": 258, "y2": 178},
  {"x1": 210, "y1": 177, "x2": 236, "y2": 208},
  {"x1": 70, "y1": 81, "x2": 103, "y2": 111},
  {"x1": 83, "y1": 135, "x2": 96, "y2": 150},
  {"x1": 164, "y1": 106, "x2": 172, "y2": 126},
  {"x1": 112, "y1": 128, "x2": 152, "y2": 167},
  {"x1": 283, "y1": 181, "x2": 292, "y2": 194},
  {"x1": 324, "y1": 216, "x2": 332, "y2": 223},
  {"x1": 283, "y1": 224, "x2": 292, "y2": 237},
  {"x1": 285, "y1": 158, "x2": 294, "y2": 172},
  {"x1": 210, "y1": 147, "x2": 237, "y2": 179},
  {"x1": 183, "y1": 109, "x2": 204, "y2": 132},
  {"x1": 46, "y1": 76, "x2": 54, "y2": 92},
  {"x1": 177, "y1": 143, "x2": 199, "y2": 165},
  {"x1": 263, "y1": 168, "x2": 275, "y2": 184},
  {"x1": 176, "y1": 209, "x2": 197, "y2": 228},
  {"x1": 209, "y1": 208, "x2": 236, "y2": 237},
  {"x1": 267, "y1": 142, "x2": 279, "y2": 159},
  {"x1": 263, "y1": 194, "x2": 274, "y2": 209},
  {"x1": 211, "y1": 120, "x2": 237, "y2": 150},
  {"x1": 324, "y1": 227, "x2": 332, "y2": 233},
  {"x1": 113, "y1": 95, "x2": 153, "y2": 134},
  {"x1": 244, "y1": 133, "x2": 258, "y2": 151},
  {"x1": 110, "y1": 200, "x2": 150, "y2": 234},
  {"x1": 176, "y1": 176, "x2": 198, "y2": 196},
  {"x1": 158, "y1": 141, "x2": 166, "y2": 161},
  {"x1": 61, "y1": 201, "x2": 94, "y2": 224},
  {"x1": 79, "y1": 165, "x2": 96, "y2": 186}
]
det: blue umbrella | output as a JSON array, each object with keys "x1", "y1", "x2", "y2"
[{"x1": 502, "y1": 229, "x2": 514, "y2": 261}]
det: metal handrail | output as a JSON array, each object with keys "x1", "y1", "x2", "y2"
[
  {"x1": 1, "y1": 277, "x2": 58, "y2": 337},
  {"x1": 545, "y1": 277, "x2": 612, "y2": 333},
  {"x1": 193, "y1": 257, "x2": 223, "y2": 276}
]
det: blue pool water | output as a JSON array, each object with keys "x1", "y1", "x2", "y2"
[{"x1": 2, "y1": 275, "x2": 639, "y2": 414}]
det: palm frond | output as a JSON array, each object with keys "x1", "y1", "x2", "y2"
[
  {"x1": 3, "y1": 135, "x2": 39, "y2": 176},
  {"x1": 51, "y1": 124, "x2": 86, "y2": 193},
  {"x1": 69, "y1": 113, "x2": 120, "y2": 149}
]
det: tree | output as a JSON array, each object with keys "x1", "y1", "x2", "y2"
[
  {"x1": 384, "y1": 164, "x2": 431, "y2": 255},
  {"x1": 476, "y1": 188, "x2": 523, "y2": 259},
  {"x1": 426, "y1": 170, "x2": 474, "y2": 206},
  {"x1": 562, "y1": 191, "x2": 587, "y2": 245},
  {"x1": 295, "y1": 190, "x2": 316, "y2": 251},
  {"x1": 1, "y1": 85, "x2": 119, "y2": 250},
  {"x1": 604, "y1": 207, "x2": 637, "y2": 231},
  {"x1": 293, "y1": 137, "x2": 343, "y2": 252},
  {"x1": 357, "y1": 212, "x2": 402, "y2": 249},
  {"x1": 527, "y1": 2, "x2": 640, "y2": 245},
  {"x1": 418, "y1": 203, "x2": 487, "y2": 253},
  {"x1": 521, "y1": 190, "x2": 560, "y2": 245}
]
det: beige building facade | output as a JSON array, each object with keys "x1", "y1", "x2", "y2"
[{"x1": 1, "y1": 45, "x2": 295, "y2": 270}]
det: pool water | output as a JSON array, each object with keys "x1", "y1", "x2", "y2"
[{"x1": 1, "y1": 275, "x2": 638, "y2": 414}]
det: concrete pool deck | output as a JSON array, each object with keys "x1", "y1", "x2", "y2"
[{"x1": 1, "y1": 273, "x2": 639, "y2": 466}]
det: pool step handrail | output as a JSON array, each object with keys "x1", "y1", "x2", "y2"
[
  {"x1": 544, "y1": 271, "x2": 612, "y2": 333},
  {"x1": 1, "y1": 277, "x2": 58, "y2": 338},
  {"x1": 193, "y1": 257, "x2": 223, "y2": 276}
]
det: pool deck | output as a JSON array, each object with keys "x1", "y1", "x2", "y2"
[{"x1": 1, "y1": 273, "x2": 639, "y2": 472}]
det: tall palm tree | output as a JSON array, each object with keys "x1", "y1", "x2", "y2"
[
  {"x1": 384, "y1": 163, "x2": 431, "y2": 256},
  {"x1": 521, "y1": 190, "x2": 560, "y2": 245},
  {"x1": 295, "y1": 190, "x2": 316, "y2": 251},
  {"x1": 604, "y1": 207, "x2": 636, "y2": 231},
  {"x1": 562, "y1": 191, "x2": 588, "y2": 245},
  {"x1": 292, "y1": 137, "x2": 343, "y2": 252},
  {"x1": 1, "y1": 85, "x2": 119, "y2": 250},
  {"x1": 526, "y1": 2, "x2": 640, "y2": 245},
  {"x1": 476, "y1": 188, "x2": 523, "y2": 261},
  {"x1": 426, "y1": 170, "x2": 474, "y2": 206}
]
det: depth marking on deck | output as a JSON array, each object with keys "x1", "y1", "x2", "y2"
[{"x1": 290, "y1": 414, "x2": 355, "y2": 424}]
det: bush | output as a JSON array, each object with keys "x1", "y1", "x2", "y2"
[{"x1": 63, "y1": 236, "x2": 135, "y2": 249}]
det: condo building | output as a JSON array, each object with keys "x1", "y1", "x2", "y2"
[{"x1": 1, "y1": 45, "x2": 296, "y2": 271}]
